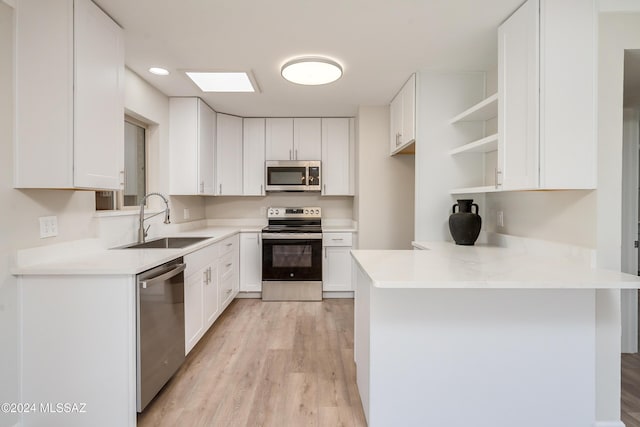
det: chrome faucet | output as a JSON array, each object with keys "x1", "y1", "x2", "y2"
[{"x1": 138, "y1": 193, "x2": 171, "y2": 243}]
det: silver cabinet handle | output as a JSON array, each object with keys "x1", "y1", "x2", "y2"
[
  {"x1": 323, "y1": 184, "x2": 326, "y2": 194},
  {"x1": 203, "y1": 270, "x2": 208, "y2": 284},
  {"x1": 226, "y1": 288, "x2": 233, "y2": 294},
  {"x1": 260, "y1": 184, "x2": 263, "y2": 195},
  {"x1": 332, "y1": 238, "x2": 344, "y2": 241},
  {"x1": 200, "y1": 181, "x2": 204, "y2": 193},
  {"x1": 119, "y1": 170, "x2": 125, "y2": 189},
  {"x1": 208, "y1": 267, "x2": 212, "y2": 283},
  {"x1": 257, "y1": 234, "x2": 260, "y2": 245},
  {"x1": 324, "y1": 247, "x2": 327, "y2": 259},
  {"x1": 289, "y1": 149, "x2": 292, "y2": 160},
  {"x1": 226, "y1": 263, "x2": 232, "y2": 268},
  {"x1": 226, "y1": 243, "x2": 232, "y2": 247},
  {"x1": 219, "y1": 183, "x2": 222, "y2": 194},
  {"x1": 295, "y1": 149, "x2": 298, "y2": 160},
  {"x1": 495, "y1": 169, "x2": 503, "y2": 189}
]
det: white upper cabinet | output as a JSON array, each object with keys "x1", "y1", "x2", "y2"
[
  {"x1": 265, "y1": 118, "x2": 294, "y2": 160},
  {"x1": 498, "y1": 0, "x2": 596, "y2": 190},
  {"x1": 216, "y1": 113, "x2": 244, "y2": 196},
  {"x1": 321, "y1": 118, "x2": 355, "y2": 196},
  {"x1": 15, "y1": 0, "x2": 124, "y2": 190},
  {"x1": 265, "y1": 118, "x2": 322, "y2": 160},
  {"x1": 497, "y1": 0, "x2": 539, "y2": 190},
  {"x1": 243, "y1": 118, "x2": 266, "y2": 196},
  {"x1": 169, "y1": 98, "x2": 216, "y2": 195},
  {"x1": 294, "y1": 118, "x2": 322, "y2": 160},
  {"x1": 389, "y1": 74, "x2": 416, "y2": 155}
]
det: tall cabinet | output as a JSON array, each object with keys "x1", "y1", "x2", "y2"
[
  {"x1": 15, "y1": 0, "x2": 124, "y2": 189},
  {"x1": 169, "y1": 98, "x2": 216, "y2": 195}
]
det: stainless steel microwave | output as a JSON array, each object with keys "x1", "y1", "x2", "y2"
[{"x1": 265, "y1": 160, "x2": 321, "y2": 192}]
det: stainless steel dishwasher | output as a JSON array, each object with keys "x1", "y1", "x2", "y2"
[{"x1": 136, "y1": 258, "x2": 186, "y2": 412}]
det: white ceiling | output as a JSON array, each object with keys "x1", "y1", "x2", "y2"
[{"x1": 95, "y1": 0, "x2": 523, "y2": 117}]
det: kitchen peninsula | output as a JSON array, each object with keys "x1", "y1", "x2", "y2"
[{"x1": 351, "y1": 242, "x2": 640, "y2": 427}]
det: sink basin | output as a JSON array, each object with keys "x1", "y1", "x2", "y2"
[{"x1": 117, "y1": 237, "x2": 210, "y2": 249}]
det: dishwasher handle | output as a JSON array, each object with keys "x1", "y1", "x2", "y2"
[{"x1": 140, "y1": 263, "x2": 186, "y2": 289}]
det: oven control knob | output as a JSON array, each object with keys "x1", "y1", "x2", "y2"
[
  {"x1": 275, "y1": 209, "x2": 279, "y2": 215},
  {"x1": 314, "y1": 209, "x2": 319, "y2": 214},
  {"x1": 304, "y1": 209, "x2": 309, "y2": 214}
]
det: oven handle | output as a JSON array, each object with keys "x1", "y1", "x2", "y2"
[{"x1": 261, "y1": 233, "x2": 323, "y2": 240}]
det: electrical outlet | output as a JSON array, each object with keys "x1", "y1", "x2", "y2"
[
  {"x1": 183, "y1": 208, "x2": 190, "y2": 220},
  {"x1": 497, "y1": 211, "x2": 504, "y2": 228},
  {"x1": 39, "y1": 216, "x2": 58, "y2": 238}
]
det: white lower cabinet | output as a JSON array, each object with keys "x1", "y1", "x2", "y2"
[
  {"x1": 323, "y1": 232, "x2": 354, "y2": 292},
  {"x1": 240, "y1": 232, "x2": 262, "y2": 292},
  {"x1": 184, "y1": 235, "x2": 239, "y2": 355},
  {"x1": 184, "y1": 242, "x2": 219, "y2": 354}
]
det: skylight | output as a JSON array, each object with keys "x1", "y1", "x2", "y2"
[{"x1": 185, "y1": 72, "x2": 255, "y2": 92}]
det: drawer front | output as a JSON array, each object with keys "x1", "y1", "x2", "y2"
[
  {"x1": 322, "y1": 232, "x2": 352, "y2": 247},
  {"x1": 219, "y1": 251, "x2": 235, "y2": 278},
  {"x1": 184, "y1": 243, "x2": 218, "y2": 276},
  {"x1": 219, "y1": 234, "x2": 238, "y2": 256}
]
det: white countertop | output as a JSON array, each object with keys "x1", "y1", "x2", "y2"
[
  {"x1": 12, "y1": 227, "x2": 248, "y2": 276},
  {"x1": 351, "y1": 241, "x2": 640, "y2": 289}
]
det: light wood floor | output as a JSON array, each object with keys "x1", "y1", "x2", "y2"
[
  {"x1": 623, "y1": 353, "x2": 640, "y2": 427},
  {"x1": 137, "y1": 299, "x2": 367, "y2": 427}
]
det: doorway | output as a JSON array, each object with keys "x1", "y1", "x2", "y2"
[{"x1": 621, "y1": 49, "x2": 640, "y2": 354}]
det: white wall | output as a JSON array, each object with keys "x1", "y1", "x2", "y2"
[
  {"x1": 484, "y1": 191, "x2": 597, "y2": 247},
  {"x1": 206, "y1": 194, "x2": 352, "y2": 220},
  {"x1": 356, "y1": 106, "x2": 414, "y2": 249},
  {"x1": 0, "y1": 4, "x2": 19, "y2": 425},
  {"x1": 414, "y1": 72, "x2": 487, "y2": 243}
]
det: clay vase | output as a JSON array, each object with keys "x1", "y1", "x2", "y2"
[{"x1": 448, "y1": 199, "x2": 482, "y2": 245}]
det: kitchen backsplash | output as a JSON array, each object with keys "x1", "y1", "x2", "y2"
[{"x1": 205, "y1": 194, "x2": 354, "y2": 220}]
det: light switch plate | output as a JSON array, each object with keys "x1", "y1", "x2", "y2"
[
  {"x1": 39, "y1": 216, "x2": 58, "y2": 238},
  {"x1": 497, "y1": 211, "x2": 504, "y2": 228}
]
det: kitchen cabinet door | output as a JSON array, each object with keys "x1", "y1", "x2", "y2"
[
  {"x1": 266, "y1": 118, "x2": 294, "y2": 160},
  {"x1": 15, "y1": 0, "x2": 124, "y2": 190},
  {"x1": 170, "y1": 98, "x2": 216, "y2": 195},
  {"x1": 389, "y1": 74, "x2": 416, "y2": 155},
  {"x1": 216, "y1": 113, "x2": 243, "y2": 195},
  {"x1": 294, "y1": 118, "x2": 322, "y2": 160},
  {"x1": 321, "y1": 118, "x2": 354, "y2": 196},
  {"x1": 243, "y1": 118, "x2": 266, "y2": 195},
  {"x1": 240, "y1": 232, "x2": 262, "y2": 292},
  {"x1": 323, "y1": 246, "x2": 353, "y2": 292},
  {"x1": 184, "y1": 269, "x2": 205, "y2": 354},
  {"x1": 199, "y1": 100, "x2": 216, "y2": 194},
  {"x1": 204, "y1": 265, "x2": 219, "y2": 328},
  {"x1": 401, "y1": 74, "x2": 416, "y2": 145},
  {"x1": 497, "y1": 0, "x2": 539, "y2": 190},
  {"x1": 74, "y1": 0, "x2": 124, "y2": 189}
]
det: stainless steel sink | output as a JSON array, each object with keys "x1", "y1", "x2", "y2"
[{"x1": 117, "y1": 237, "x2": 210, "y2": 249}]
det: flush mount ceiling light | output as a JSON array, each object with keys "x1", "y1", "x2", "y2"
[
  {"x1": 185, "y1": 71, "x2": 256, "y2": 92},
  {"x1": 281, "y1": 57, "x2": 343, "y2": 85},
  {"x1": 149, "y1": 67, "x2": 170, "y2": 76}
]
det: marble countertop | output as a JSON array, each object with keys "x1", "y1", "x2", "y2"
[
  {"x1": 351, "y1": 241, "x2": 640, "y2": 289},
  {"x1": 12, "y1": 227, "x2": 247, "y2": 276}
]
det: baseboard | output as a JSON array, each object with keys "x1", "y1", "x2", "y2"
[
  {"x1": 593, "y1": 421, "x2": 625, "y2": 427},
  {"x1": 323, "y1": 291, "x2": 354, "y2": 299},
  {"x1": 235, "y1": 292, "x2": 261, "y2": 299}
]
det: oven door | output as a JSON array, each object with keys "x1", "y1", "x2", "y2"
[{"x1": 262, "y1": 234, "x2": 322, "y2": 281}]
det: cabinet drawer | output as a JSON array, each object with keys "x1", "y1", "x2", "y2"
[
  {"x1": 184, "y1": 243, "x2": 218, "y2": 276},
  {"x1": 323, "y1": 233, "x2": 352, "y2": 247},
  {"x1": 219, "y1": 252, "x2": 235, "y2": 277},
  {"x1": 219, "y1": 235, "x2": 238, "y2": 256}
]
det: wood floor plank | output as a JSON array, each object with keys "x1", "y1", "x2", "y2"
[{"x1": 138, "y1": 299, "x2": 367, "y2": 427}]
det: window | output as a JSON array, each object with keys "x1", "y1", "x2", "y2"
[{"x1": 95, "y1": 118, "x2": 147, "y2": 210}]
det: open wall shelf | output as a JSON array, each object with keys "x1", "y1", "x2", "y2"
[
  {"x1": 448, "y1": 93, "x2": 498, "y2": 124},
  {"x1": 448, "y1": 133, "x2": 498, "y2": 155}
]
